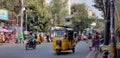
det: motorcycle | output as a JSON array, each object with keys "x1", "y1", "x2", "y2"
[{"x1": 25, "y1": 39, "x2": 36, "y2": 50}]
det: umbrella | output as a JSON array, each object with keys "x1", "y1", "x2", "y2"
[
  {"x1": 3, "y1": 29, "x2": 9, "y2": 32},
  {"x1": 0, "y1": 29, "x2": 9, "y2": 32}
]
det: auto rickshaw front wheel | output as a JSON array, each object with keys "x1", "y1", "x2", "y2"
[
  {"x1": 56, "y1": 49, "x2": 61, "y2": 55},
  {"x1": 72, "y1": 48, "x2": 75, "y2": 53}
]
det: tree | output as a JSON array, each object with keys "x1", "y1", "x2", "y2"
[
  {"x1": 50, "y1": 0, "x2": 68, "y2": 25},
  {"x1": 0, "y1": 0, "x2": 51, "y2": 32},
  {"x1": 71, "y1": 3, "x2": 93, "y2": 32},
  {"x1": 96, "y1": 19, "x2": 105, "y2": 32},
  {"x1": 0, "y1": 0, "x2": 21, "y2": 25},
  {"x1": 93, "y1": 0, "x2": 105, "y2": 32},
  {"x1": 24, "y1": 0, "x2": 51, "y2": 32},
  {"x1": 0, "y1": 0, "x2": 20, "y2": 11},
  {"x1": 93, "y1": 0, "x2": 105, "y2": 15}
]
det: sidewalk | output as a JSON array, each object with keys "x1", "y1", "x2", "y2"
[
  {"x1": 88, "y1": 50, "x2": 112, "y2": 58},
  {"x1": 96, "y1": 52, "x2": 103, "y2": 58},
  {"x1": 86, "y1": 49, "x2": 103, "y2": 58}
]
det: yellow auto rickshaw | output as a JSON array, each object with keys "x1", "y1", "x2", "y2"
[
  {"x1": 36, "y1": 34, "x2": 42, "y2": 44},
  {"x1": 52, "y1": 26, "x2": 76, "y2": 55}
]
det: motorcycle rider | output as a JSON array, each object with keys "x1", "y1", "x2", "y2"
[{"x1": 28, "y1": 33, "x2": 36, "y2": 45}]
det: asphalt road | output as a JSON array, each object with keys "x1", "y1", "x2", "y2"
[{"x1": 0, "y1": 41, "x2": 91, "y2": 58}]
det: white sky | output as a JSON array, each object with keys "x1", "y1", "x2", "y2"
[{"x1": 47, "y1": 0, "x2": 103, "y2": 19}]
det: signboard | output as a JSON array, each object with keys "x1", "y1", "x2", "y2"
[{"x1": 0, "y1": 9, "x2": 8, "y2": 20}]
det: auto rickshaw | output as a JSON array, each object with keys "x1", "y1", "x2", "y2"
[
  {"x1": 36, "y1": 34, "x2": 43, "y2": 44},
  {"x1": 52, "y1": 26, "x2": 76, "y2": 55}
]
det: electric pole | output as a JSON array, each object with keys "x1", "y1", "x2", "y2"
[
  {"x1": 103, "y1": 0, "x2": 110, "y2": 58},
  {"x1": 103, "y1": 0, "x2": 117, "y2": 58},
  {"x1": 110, "y1": 0, "x2": 117, "y2": 58},
  {"x1": 20, "y1": 0, "x2": 24, "y2": 33},
  {"x1": 20, "y1": 0, "x2": 24, "y2": 43},
  {"x1": 25, "y1": 11, "x2": 27, "y2": 31}
]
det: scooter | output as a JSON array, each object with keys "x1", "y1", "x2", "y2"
[{"x1": 25, "y1": 39, "x2": 36, "y2": 50}]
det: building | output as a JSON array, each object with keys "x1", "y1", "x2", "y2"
[
  {"x1": 65, "y1": 15, "x2": 73, "y2": 26},
  {"x1": 62, "y1": 0, "x2": 71, "y2": 15},
  {"x1": 87, "y1": 10, "x2": 96, "y2": 18},
  {"x1": 67, "y1": 0, "x2": 71, "y2": 15}
]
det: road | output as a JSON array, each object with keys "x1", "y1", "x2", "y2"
[{"x1": 0, "y1": 41, "x2": 91, "y2": 58}]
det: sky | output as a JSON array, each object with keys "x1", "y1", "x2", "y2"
[
  {"x1": 47, "y1": 0, "x2": 103, "y2": 19},
  {"x1": 71, "y1": 0, "x2": 103, "y2": 19}
]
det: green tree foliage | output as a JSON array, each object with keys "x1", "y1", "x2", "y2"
[
  {"x1": 93, "y1": 0, "x2": 105, "y2": 32},
  {"x1": 0, "y1": 0, "x2": 20, "y2": 11},
  {"x1": 24, "y1": 0, "x2": 51, "y2": 32},
  {"x1": 50, "y1": 0, "x2": 68, "y2": 25},
  {"x1": 71, "y1": 3, "x2": 93, "y2": 32},
  {"x1": 97, "y1": 19, "x2": 105, "y2": 32},
  {"x1": 93, "y1": 0, "x2": 104, "y2": 14},
  {"x1": 0, "y1": 0, "x2": 51, "y2": 32}
]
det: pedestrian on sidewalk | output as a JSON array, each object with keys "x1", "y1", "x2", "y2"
[
  {"x1": 87, "y1": 33, "x2": 92, "y2": 50},
  {"x1": 93, "y1": 32, "x2": 100, "y2": 51}
]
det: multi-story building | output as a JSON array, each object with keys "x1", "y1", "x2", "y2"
[
  {"x1": 67, "y1": 0, "x2": 71, "y2": 15},
  {"x1": 87, "y1": 10, "x2": 96, "y2": 18},
  {"x1": 62, "y1": 0, "x2": 71, "y2": 15}
]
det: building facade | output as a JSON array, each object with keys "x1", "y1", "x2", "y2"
[
  {"x1": 87, "y1": 10, "x2": 96, "y2": 18},
  {"x1": 62, "y1": 0, "x2": 71, "y2": 15}
]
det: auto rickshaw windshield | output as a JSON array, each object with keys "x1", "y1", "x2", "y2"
[{"x1": 53, "y1": 29, "x2": 66, "y2": 37}]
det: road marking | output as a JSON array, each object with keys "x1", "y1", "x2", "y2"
[{"x1": 86, "y1": 50, "x2": 94, "y2": 58}]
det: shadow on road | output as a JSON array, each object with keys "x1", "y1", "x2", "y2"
[
  {"x1": 55, "y1": 51, "x2": 73, "y2": 55},
  {"x1": 24, "y1": 48, "x2": 36, "y2": 50}
]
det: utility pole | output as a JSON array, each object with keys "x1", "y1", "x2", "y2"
[
  {"x1": 16, "y1": 15, "x2": 19, "y2": 38},
  {"x1": 20, "y1": 0, "x2": 24, "y2": 43},
  {"x1": 103, "y1": 0, "x2": 110, "y2": 58},
  {"x1": 103, "y1": 0, "x2": 117, "y2": 58},
  {"x1": 110, "y1": 0, "x2": 117, "y2": 58},
  {"x1": 20, "y1": 0, "x2": 24, "y2": 33},
  {"x1": 25, "y1": 11, "x2": 27, "y2": 31}
]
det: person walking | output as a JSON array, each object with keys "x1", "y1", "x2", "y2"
[
  {"x1": 87, "y1": 33, "x2": 92, "y2": 50},
  {"x1": 93, "y1": 32, "x2": 100, "y2": 51}
]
